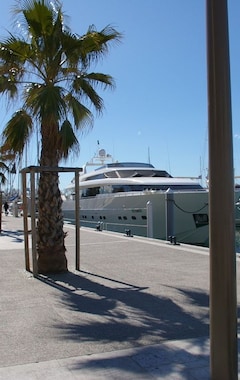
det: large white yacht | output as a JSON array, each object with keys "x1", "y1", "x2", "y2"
[{"x1": 62, "y1": 148, "x2": 210, "y2": 246}]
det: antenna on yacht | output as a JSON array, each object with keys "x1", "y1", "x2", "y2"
[{"x1": 148, "y1": 147, "x2": 151, "y2": 164}]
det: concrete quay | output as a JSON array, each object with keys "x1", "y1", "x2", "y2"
[{"x1": 0, "y1": 213, "x2": 239, "y2": 379}]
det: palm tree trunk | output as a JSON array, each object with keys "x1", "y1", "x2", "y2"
[{"x1": 37, "y1": 127, "x2": 67, "y2": 274}]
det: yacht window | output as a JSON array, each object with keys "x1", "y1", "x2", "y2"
[
  {"x1": 85, "y1": 170, "x2": 118, "y2": 179},
  {"x1": 82, "y1": 187, "x2": 100, "y2": 197},
  {"x1": 96, "y1": 162, "x2": 155, "y2": 170},
  {"x1": 85, "y1": 173, "x2": 104, "y2": 180},
  {"x1": 112, "y1": 186, "x2": 125, "y2": 193},
  {"x1": 151, "y1": 170, "x2": 172, "y2": 178},
  {"x1": 104, "y1": 171, "x2": 119, "y2": 178},
  {"x1": 80, "y1": 179, "x2": 203, "y2": 197},
  {"x1": 111, "y1": 184, "x2": 204, "y2": 193},
  {"x1": 115, "y1": 169, "x2": 172, "y2": 178},
  {"x1": 103, "y1": 185, "x2": 112, "y2": 194},
  {"x1": 193, "y1": 214, "x2": 209, "y2": 227}
]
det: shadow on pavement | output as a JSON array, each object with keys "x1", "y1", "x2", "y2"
[
  {"x1": 69, "y1": 338, "x2": 210, "y2": 379},
  {"x1": 0, "y1": 229, "x2": 24, "y2": 243},
  {"x1": 37, "y1": 269, "x2": 210, "y2": 378}
]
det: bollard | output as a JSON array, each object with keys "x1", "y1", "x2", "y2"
[
  {"x1": 13, "y1": 200, "x2": 19, "y2": 217},
  {"x1": 125, "y1": 229, "x2": 133, "y2": 237},
  {"x1": 168, "y1": 235, "x2": 178, "y2": 245},
  {"x1": 96, "y1": 221, "x2": 103, "y2": 231}
]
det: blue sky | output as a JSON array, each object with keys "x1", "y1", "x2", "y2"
[{"x1": 0, "y1": 1, "x2": 240, "y2": 190}]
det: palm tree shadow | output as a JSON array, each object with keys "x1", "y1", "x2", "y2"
[
  {"x1": 0, "y1": 229, "x2": 24, "y2": 243},
  {"x1": 37, "y1": 270, "x2": 211, "y2": 378},
  {"x1": 69, "y1": 337, "x2": 211, "y2": 379},
  {"x1": 38, "y1": 270, "x2": 209, "y2": 343}
]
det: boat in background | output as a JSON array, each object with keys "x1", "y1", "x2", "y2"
[{"x1": 63, "y1": 147, "x2": 211, "y2": 246}]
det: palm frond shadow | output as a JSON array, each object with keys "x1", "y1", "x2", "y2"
[
  {"x1": 38, "y1": 270, "x2": 209, "y2": 344},
  {"x1": 69, "y1": 337, "x2": 211, "y2": 378},
  {"x1": 0, "y1": 229, "x2": 24, "y2": 243},
  {"x1": 36, "y1": 270, "x2": 213, "y2": 377}
]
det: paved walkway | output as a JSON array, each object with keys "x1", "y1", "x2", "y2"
[{"x1": 0, "y1": 214, "x2": 239, "y2": 379}]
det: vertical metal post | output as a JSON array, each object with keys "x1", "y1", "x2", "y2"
[
  {"x1": 30, "y1": 169, "x2": 38, "y2": 276},
  {"x1": 207, "y1": 1, "x2": 238, "y2": 379},
  {"x1": 147, "y1": 201, "x2": 153, "y2": 238},
  {"x1": 0, "y1": 191, "x2": 2, "y2": 233},
  {"x1": 165, "y1": 189, "x2": 174, "y2": 240},
  {"x1": 75, "y1": 170, "x2": 80, "y2": 270},
  {"x1": 22, "y1": 171, "x2": 30, "y2": 272}
]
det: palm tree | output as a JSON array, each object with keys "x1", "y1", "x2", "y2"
[
  {"x1": 0, "y1": 155, "x2": 8, "y2": 233},
  {"x1": 0, "y1": 146, "x2": 15, "y2": 187},
  {"x1": 0, "y1": 0, "x2": 122, "y2": 273},
  {"x1": 0, "y1": 159, "x2": 8, "y2": 187}
]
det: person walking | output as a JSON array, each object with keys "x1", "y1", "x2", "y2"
[{"x1": 3, "y1": 202, "x2": 9, "y2": 216}]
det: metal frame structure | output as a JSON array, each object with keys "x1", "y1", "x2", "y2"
[{"x1": 21, "y1": 166, "x2": 82, "y2": 276}]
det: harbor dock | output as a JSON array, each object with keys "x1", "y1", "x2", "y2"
[{"x1": 0, "y1": 214, "x2": 239, "y2": 379}]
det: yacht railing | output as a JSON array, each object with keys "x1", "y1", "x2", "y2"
[{"x1": 80, "y1": 219, "x2": 148, "y2": 234}]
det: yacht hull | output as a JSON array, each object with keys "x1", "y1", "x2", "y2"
[{"x1": 63, "y1": 190, "x2": 210, "y2": 246}]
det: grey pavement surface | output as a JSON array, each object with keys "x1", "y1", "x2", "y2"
[{"x1": 0, "y1": 214, "x2": 239, "y2": 379}]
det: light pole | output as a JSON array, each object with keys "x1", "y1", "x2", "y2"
[{"x1": 207, "y1": 0, "x2": 238, "y2": 379}]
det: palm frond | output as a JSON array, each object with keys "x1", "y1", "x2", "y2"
[
  {"x1": 78, "y1": 24, "x2": 122, "y2": 66},
  {"x1": 0, "y1": 37, "x2": 31, "y2": 99},
  {"x1": 2, "y1": 109, "x2": 33, "y2": 155},
  {"x1": 0, "y1": 35, "x2": 31, "y2": 63},
  {"x1": 84, "y1": 72, "x2": 115, "y2": 90},
  {"x1": 58, "y1": 119, "x2": 79, "y2": 159},
  {"x1": 24, "y1": 84, "x2": 66, "y2": 122},
  {"x1": 0, "y1": 74, "x2": 18, "y2": 98},
  {"x1": 61, "y1": 24, "x2": 122, "y2": 69},
  {"x1": 15, "y1": 0, "x2": 56, "y2": 39},
  {"x1": 0, "y1": 172, "x2": 7, "y2": 185},
  {"x1": 72, "y1": 75, "x2": 104, "y2": 114},
  {"x1": 65, "y1": 93, "x2": 93, "y2": 129},
  {"x1": 0, "y1": 161, "x2": 9, "y2": 172}
]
